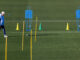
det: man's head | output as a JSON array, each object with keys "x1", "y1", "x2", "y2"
[{"x1": 1, "y1": 11, "x2": 5, "y2": 16}]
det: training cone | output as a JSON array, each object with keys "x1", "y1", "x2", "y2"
[
  {"x1": 39, "y1": 23, "x2": 42, "y2": 31},
  {"x1": 16, "y1": 23, "x2": 19, "y2": 31},
  {"x1": 66, "y1": 22, "x2": 69, "y2": 31}
]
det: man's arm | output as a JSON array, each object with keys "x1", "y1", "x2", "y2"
[{"x1": 0, "y1": 18, "x2": 1, "y2": 25}]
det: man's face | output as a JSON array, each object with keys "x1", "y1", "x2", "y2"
[
  {"x1": 1, "y1": 14, "x2": 5, "y2": 16},
  {"x1": 1, "y1": 11, "x2": 5, "y2": 16}
]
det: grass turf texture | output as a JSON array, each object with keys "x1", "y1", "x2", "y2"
[{"x1": 0, "y1": 0, "x2": 80, "y2": 60}]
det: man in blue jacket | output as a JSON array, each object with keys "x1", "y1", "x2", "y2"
[{"x1": 0, "y1": 11, "x2": 8, "y2": 38}]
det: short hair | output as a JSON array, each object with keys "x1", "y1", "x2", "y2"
[{"x1": 1, "y1": 11, "x2": 5, "y2": 15}]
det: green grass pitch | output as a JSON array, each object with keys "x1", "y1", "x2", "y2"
[{"x1": 0, "y1": 0, "x2": 80, "y2": 60}]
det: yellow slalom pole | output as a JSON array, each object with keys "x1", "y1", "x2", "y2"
[
  {"x1": 35, "y1": 16, "x2": 38, "y2": 42},
  {"x1": 30, "y1": 30, "x2": 32, "y2": 60},
  {"x1": 16, "y1": 23, "x2": 19, "y2": 31},
  {"x1": 66, "y1": 22, "x2": 69, "y2": 31},
  {"x1": 22, "y1": 21, "x2": 25, "y2": 51},
  {"x1": 5, "y1": 37, "x2": 7, "y2": 60}
]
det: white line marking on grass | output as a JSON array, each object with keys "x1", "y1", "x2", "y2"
[
  {"x1": 5, "y1": 20, "x2": 77, "y2": 23},
  {"x1": 4, "y1": 31, "x2": 80, "y2": 34},
  {"x1": 37, "y1": 31, "x2": 80, "y2": 34}
]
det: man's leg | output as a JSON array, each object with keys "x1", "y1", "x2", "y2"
[
  {"x1": 1, "y1": 26, "x2": 8, "y2": 38},
  {"x1": 0, "y1": 26, "x2": 2, "y2": 30},
  {"x1": 1, "y1": 25, "x2": 6, "y2": 35}
]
